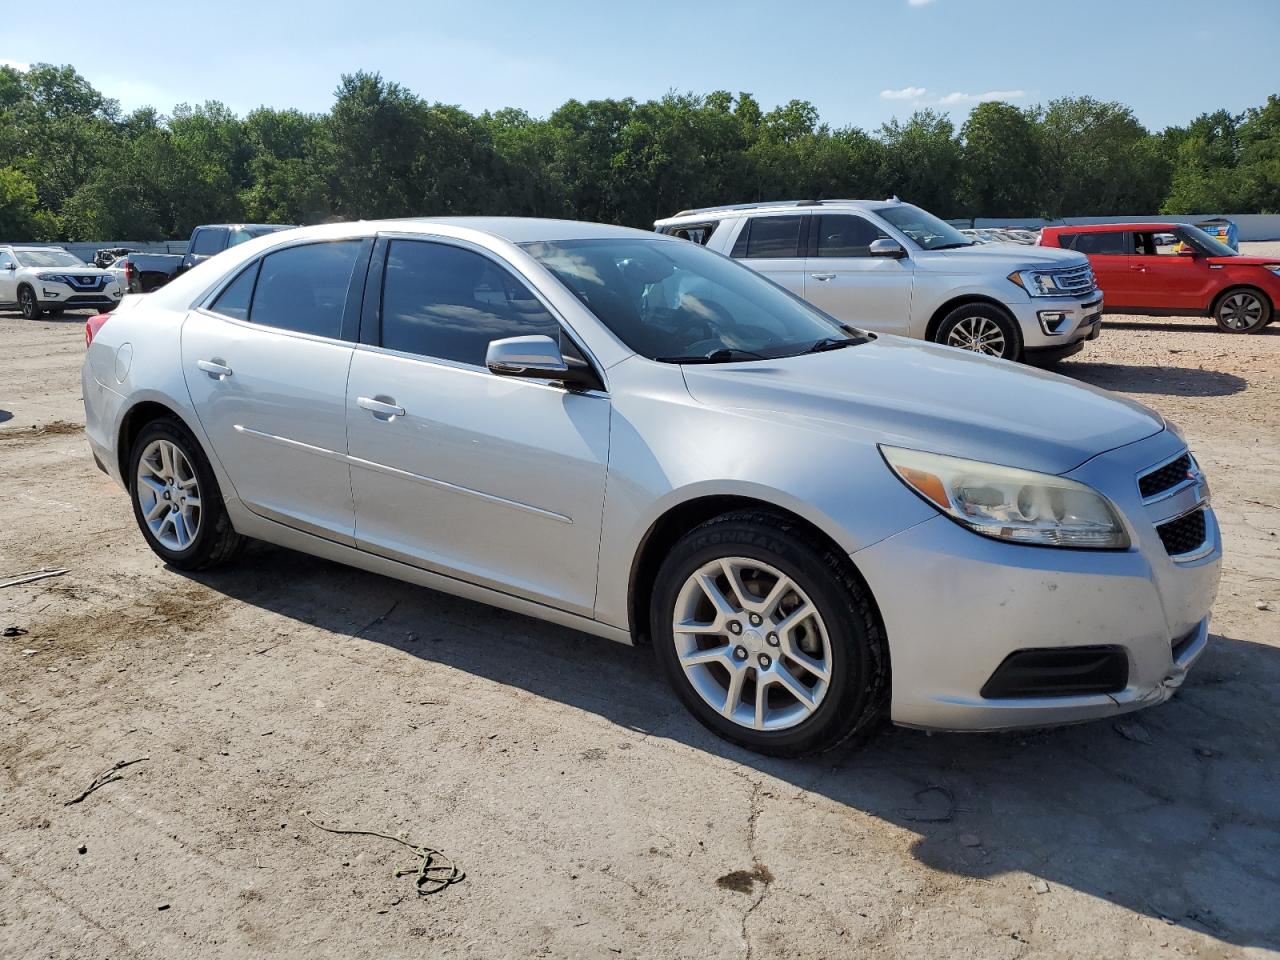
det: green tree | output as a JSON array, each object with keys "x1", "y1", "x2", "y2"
[
  {"x1": 0, "y1": 166, "x2": 57, "y2": 240},
  {"x1": 878, "y1": 110, "x2": 962, "y2": 214},
  {"x1": 960, "y1": 102, "x2": 1041, "y2": 217}
]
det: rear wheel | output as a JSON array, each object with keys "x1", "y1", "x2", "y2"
[
  {"x1": 650, "y1": 511, "x2": 889, "y2": 757},
  {"x1": 934, "y1": 303, "x2": 1021, "y2": 360},
  {"x1": 1213, "y1": 288, "x2": 1271, "y2": 333},
  {"x1": 128, "y1": 417, "x2": 244, "y2": 570},
  {"x1": 17, "y1": 285, "x2": 42, "y2": 320}
]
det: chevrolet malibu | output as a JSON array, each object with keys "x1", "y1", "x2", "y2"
[{"x1": 82, "y1": 219, "x2": 1221, "y2": 756}]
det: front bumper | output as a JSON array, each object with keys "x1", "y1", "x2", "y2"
[
  {"x1": 38, "y1": 281, "x2": 123, "y2": 310},
  {"x1": 854, "y1": 429, "x2": 1221, "y2": 732},
  {"x1": 1011, "y1": 292, "x2": 1104, "y2": 354}
]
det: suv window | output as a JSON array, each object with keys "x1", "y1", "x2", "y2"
[
  {"x1": 1067, "y1": 232, "x2": 1128, "y2": 256},
  {"x1": 380, "y1": 240, "x2": 561, "y2": 367},
  {"x1": 190, "y1": 229, "x2": 227, "y2": 257},
  {"x1": 733, "y1": 216, "x2": 804, "y2": 259},
  {"x1": 0, "y1": 251, "x2": 13, "y2": 270},
  {"x1": 815, "y1": 215, "x2": 888, "y2": 257},
  {"x1": 247, "y1": 241, "x2": 363, "y2": 338},
  {"x1": 662, "y1": 222, "x2": 719, "y2": 246}
]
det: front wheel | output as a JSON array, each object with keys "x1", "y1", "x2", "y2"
[
  {"x1": 17, "y1": 285, "x2": 43, "y2": 320},
  {"x1": 650, "y1": 511, "x2": 889, "y2": 757},
  {"x1": 934, "y1": 303, "x2": 1021, "y2": 360},
  {"x1": 128, "y1": 417, "x2": 244, "y2": 570},
  {"x1": 1214, "y1": 288, "x2": 1271, "y2": 333}
]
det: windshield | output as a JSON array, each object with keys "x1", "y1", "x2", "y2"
[
  {"x1": 13, "y1": 250, "x2": 86, "y2": 268},
  {"x1": 1178, "y1": 225, "x2": 1236, "y2": 258},
  {"x1": 872, "y1": 204, "x2": 972, "y2": 250},
  {"x1": 523, "y1": 238, "x2": 863, "y2": 361},
  {"x1": 229, "y1": 226, "x2": 289, "y2": 247}
]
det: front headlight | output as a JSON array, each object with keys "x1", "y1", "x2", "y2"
[
  {"x1": 880, "y1": 446, "x2": 1130, "y2": 549},
  {"x1": 1008, "y1": 269, "x2": 1064, "y2": 297},
  {"x1": 35, "y1": 272, "x2": 68, "y2": 283}
]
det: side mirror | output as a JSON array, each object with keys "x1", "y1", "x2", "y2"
[
  {"x1": 869, "y1": 238, "x2": 906, "y2": 259},
  {"x1": 486, "y1": 335, "x2": 570, "y2": 377},
  {"x1": 3, "y1": 262, "x2": 15, "y2": 271}
]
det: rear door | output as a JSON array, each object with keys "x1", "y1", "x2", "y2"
[
  {"x1": 1066, "y1": 231, "x2": 1133, "y2": 307},
  {"x1": 802, "y1": 213, "x2": 913, "y2": 334},
  {"x1": 345, "y1": 236, "x2": 610, "y2": 615},
  {"x1": 727, "y1": 215, "x2": 807, "y2": 297},
  {"x1": 0, "y1": 250, "x2": 16, "y2": 304},
  {"x1": 181, "y1": 237, "x2": 372, "y2": 544}
]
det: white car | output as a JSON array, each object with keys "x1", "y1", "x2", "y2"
[
  {"x1": 656, "y1": 200, "x2": 1102, "y2": 363},
  {"x1": 0, "y1": 245, "x2": 124, "y2": 319}
]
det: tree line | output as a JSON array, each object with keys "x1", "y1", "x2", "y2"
[{"x1": 1, "y1": 63, "x2": 1277, "y2": 241}]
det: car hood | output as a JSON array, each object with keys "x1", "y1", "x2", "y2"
[
  {"x1": 914, "y1": 244, "x2": 1086, "y2": 273},
  {"x1": 28, "y1": 265, "x2": 111, "y2": 276},
  {"x1": 679, "y1": 335, "x2": 1165, "y2": 476}
]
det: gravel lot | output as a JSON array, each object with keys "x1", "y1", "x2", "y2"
[{"x1": 2, "y1": 253, "x2": 1278, "y2": 959}]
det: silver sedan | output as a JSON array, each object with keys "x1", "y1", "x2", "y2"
[{"x1": 82, "y1": 218, "x2": 1221, "y2": 756}]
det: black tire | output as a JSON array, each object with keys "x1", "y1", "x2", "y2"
[
  {"x1": 650, "y1": 510, "x2": 889, "y2": 757},
  {"x1": 127, "y1": 417, "x2": 245, "y2": 570},
  {"x1": 933, "y1": 302, "x2": 1022, "y2": 360},
  {"x1": 1212, "y1": 287, "x2": 1271, "y2": 334},
  {"x1": 17, "y1": 285, "x2": 43, "y2": 320}
]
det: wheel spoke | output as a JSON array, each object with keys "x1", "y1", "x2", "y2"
[
  {"x1": 158, "y1": 442, "x2": 175, "y2": 481},
  {"x1": 773, "y1": 600, "x2": 815, "y2": 636},
  {"x1": 723, "y1": 666, "x2": 746, "y2": 719},
  {"x1": 697, "y1": 572, "x2": 737, "y2": 621},
  {"x1": 769, "y1": 663, "x2": 817, "y2": 711},
  {"x1": 144, "y1": 498, "x2": 168, "y2": 522},
  {"x1": 680, "y1": 643, "x2": 731, "y2": 667},
  {"x1": 782, "y1": 642, "x2": 830, "y2": 681},
  {"x1": 718, "y1": 559, "x2": 750, "y2": 609}
]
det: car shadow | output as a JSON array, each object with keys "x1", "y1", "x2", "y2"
[
  {"x1": 1102, "y1": 318, "x2": 1279, "y2": 336},
  {"x1": 181, "y1": 542, "x2": 1280, "y2": 949},
  {"x1": 1058, "y1": 361, "x2": 1248, "y2": 398}
]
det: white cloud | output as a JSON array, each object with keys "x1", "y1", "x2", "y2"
[
  {"x1": 907, "y1": 0, "x2": 937, "y2": 6},
  {"x1": 881, "y1": 86, "x2": 928, "y2": 101},
  {"x1": 937, "y1": 89, "x2": 1027, "y2": 105},
  {"x1": 0, "y1": 58, "x2": 30, "y2": 72}
]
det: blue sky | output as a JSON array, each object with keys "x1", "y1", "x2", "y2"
[{"x1": 4, "y1": 0, "x2": 1278, "y2": 130}]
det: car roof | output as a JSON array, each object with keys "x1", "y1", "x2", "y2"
[
  {"x1": 342, "y1": 216, "x2": 665, "y2": 244},
  {"x1": 1045, "y1": 222, "x2": 1182, "y2": 233},
  {"x1": 655, "y1": 198, "x2": 901, "y2": 226},
  {"x1": 199, "y1": 223, "x2": 294, "y2": 230}
]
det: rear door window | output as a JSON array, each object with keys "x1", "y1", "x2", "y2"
[
  {"x1": 735, "y1": 216, "x2": 804, "y2": 259},
  {"x1": 814, "y1": 215, "x2": 889, "y2": 257},
  {"x1": 244, "y1": 241, "x2": 364, "y2": 338},
  {"x1": 209, "y1": 262, "x2": 260, "y2": 321},
  {"x1": 1069, "y1": 232, "x2": 1129, "y2": 255}
]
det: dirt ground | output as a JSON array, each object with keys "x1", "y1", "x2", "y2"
[{"x1": 2, "y1": 251, "x2": 1278, "y2": 959}]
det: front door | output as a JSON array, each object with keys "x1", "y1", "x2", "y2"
[
  {"x1": 803, "y1": 213, "x2": 914, "y2": 334},
  {"x1": 345, "y1": 237, "x2": 610, "y2": 616},
  {"x1": 1068, "y1": 231, "x2": 1133, "y2": 307},
  {"x1": 0, "y1": 250, "x2": 16, "y2": 304},
  {"x1": 1129, "y1": 231, "x2": 1214, "y2": 311},
  {"x1": 181, "y1": 238, "x2": 370, "y2": 543}
]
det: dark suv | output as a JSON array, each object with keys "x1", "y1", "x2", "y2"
[{"x1": 182, "y1": 224, "x2": 295, "y2": 273}]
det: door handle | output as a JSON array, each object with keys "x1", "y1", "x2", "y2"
[
  {"x1": 810, "y1": 273, "x2": 836, "y2": 281},
  {"x1": 357, "y1": 395, "x2": 405, "y2": 419},
  {"x1": 196, "y1": 358, "x2": 233, "y2": 379}
]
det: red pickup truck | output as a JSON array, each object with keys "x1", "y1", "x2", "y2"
[{"x1": 1039, "y1": 222, "x2": 1279, "y2": 333}]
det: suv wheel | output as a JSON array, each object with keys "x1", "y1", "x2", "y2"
[
  {"x1": 1213, "y1": 288, "x2": 1271, "y2": 334},
  {"x1": 650, "y1": 511, "x2": 889, "y2": 757},
  {"x1": 128, "y1": 417, "x2": 244, "y2": 570},
  {"x1": 17, "y1": 285, "x2": 43, "y2": 320},
  {"x1": 935, "y1": 303, "x2": 1021, "y2": 360}
]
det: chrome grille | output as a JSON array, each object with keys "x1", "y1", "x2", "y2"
[
  {"x1": 1051, "y1": 264, "x2": 1096, "y2": 294},
  {"x1": 1139, "y1": 454, "x2": 1192, "y2": 500}
]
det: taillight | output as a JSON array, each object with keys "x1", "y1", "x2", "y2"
[
  {"x1": 124, "y1": 260, "x2": 134, "y2": 285},
  {"x1": 85, "y1": 313, "x2": 110, "y2": 347}
]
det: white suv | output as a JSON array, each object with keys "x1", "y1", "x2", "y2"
[
  {"x1": 0, "y1": 245, "x2": 124, "y2": 320},
  {"x1": 655, "y1": 200, "x2": 1102, "y2": 362}
]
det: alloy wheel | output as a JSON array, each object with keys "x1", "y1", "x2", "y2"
[
  {"x1": 946, "y1": 316, "x2": 1007, "y2": 357},
  {"x1": 18, "y1": 288, "x2": 37, "y2": 320},
  {"x1": 1218, "y1": 292, "x2": 1264, "y2": 330},
  {"x1": 671, "y1": 557, "x2": 832, "y2": 731},
  {"x1": 135, "y1": 439, "x2": 202, "y2": 551}
]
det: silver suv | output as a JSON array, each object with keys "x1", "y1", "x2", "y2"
[
  {"x1": 655, "y1": 199, "x2": 1102, "y2": 362},
  {"x1": 0, "y1": 245, "x2": 124, "y2": 319}
]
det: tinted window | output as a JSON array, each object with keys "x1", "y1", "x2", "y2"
[
  {"x1": 0, "y1": 251, "x2": 13, "y2": 270},
  {"x1": 380, "y1": 241, "x2": 561, "y2": 366},
  {"x1": 742, "y1": 216, "x2": 803, "y2": 259},
  {"x1": 1070, "y1": 232, "x2": 1128, "y2": 255},
  {"x1": 249, "y1": 241, "x2": 363, "y2": 338},
  {"x1": 663, "y1": 222, "x2": 719, "y2": 245},
  {"x1": 815, "y1": 215, "x2": 888, "y2": 257},
  {"x1": 209, "y1": 261, "x2": 260, "y2": 321},
  {"x1": 190, "y1": 229, "x2": 227, "y2": 256}
]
